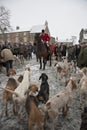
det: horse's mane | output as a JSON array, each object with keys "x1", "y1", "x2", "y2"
[
  {"x1": 34, "y1": 33, "x2": 47, "y2": 51},
  {"x1": 34, "y1": 33, "x2": 40, "y2": 43}
]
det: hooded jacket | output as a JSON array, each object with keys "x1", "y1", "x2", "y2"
[{"x1": 1, "y1": 48, "x2": 14, "y2": 62}]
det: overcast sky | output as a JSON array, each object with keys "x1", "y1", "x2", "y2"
[{"x1": 0, "y1": 0, "x2": 87, "y2": 43}]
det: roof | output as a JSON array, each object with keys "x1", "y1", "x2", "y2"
[
  {"x1": 0, "y1": 24, "x2": 46, "y2": 34},
  {"x1": 0, "y1": 29, "x2": 30, "y2": 34},
  {"x1": 10, "y1": 27, "x2": 30, "y2": 33},
  {"x1": 3, "y1": 24, "x2": 46, "y2": 34},
  {"x1": 30, "y1": 25, "x2": 46, "y2": 33}
]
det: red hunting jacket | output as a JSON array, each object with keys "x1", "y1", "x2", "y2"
[{"x1": 40, "y1": 33, "x2": 50, "y2": 44}]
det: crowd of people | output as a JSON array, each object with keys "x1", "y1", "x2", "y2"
[
  {"x1": 0, "y1": 41, "x2": 85, "y2": 75},
  {"x1": 0, "y1": 42, "x2": 34, "y2": 76},
  {"x1": 0, "y1": 29, "x2": 87, "y2": 76}
]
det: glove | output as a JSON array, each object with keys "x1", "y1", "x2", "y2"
[
  {"x1": 41, "y1": 40, "x2": 44, "y2": 43},
  {"x1": 46, "y1": 41, "x2": 48, "y2": 44}
]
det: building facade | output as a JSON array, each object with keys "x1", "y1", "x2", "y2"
[
  {"x1": 79, "y1": 28, "x2": 87, "y2": 44},
  {"x1": 0, "y1": 21, "x2": 55, "y2": 45},
  {"x1": 57, "y1": 39, "x2": 73, "y2": 47}
]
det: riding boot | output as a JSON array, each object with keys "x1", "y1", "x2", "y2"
[{"x1": 45, "y1": 44, "x2": 50, "y2": 53}]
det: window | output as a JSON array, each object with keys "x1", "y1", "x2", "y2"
[
  {"x1": 16, "y1": 33, "x2": 19, "y2": 37},
  {"x1": 24, "y1": 32, "x2": 26, "y2": 36},
  {"x1": 24, "y1": 37, "x2": 27, "y2": 42},
  {"x1": 15, "y1": 37, "x2": 19, "y2": 42}
]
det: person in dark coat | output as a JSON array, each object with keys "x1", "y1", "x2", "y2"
[
  {"x1": 77, "y1": 46, "x2": 87, "y2": 68},
  {"x1": 75, "y1": 44, "x2": 81, "y2": 60},
  {"x1": 28, "y1": 42, "x2": 33, "y2": 59},
  {"x1": 1, "y1": 46, "x2": 14, "y2": 76},
  {"x1": 61, "y1": 45, "x2": 67, "y2": 57},
  {"x1": 80, "y1": 107, "x2": 87, "y2": 130}
]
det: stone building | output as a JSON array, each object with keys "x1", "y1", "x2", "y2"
[
  {"x1": 79, "y1": 28, "x2": 87, "y2": 44},
  {"x1": 0, "y1": 21, "x2": 55, "y2": 45},
  {"x1": 57, "y1": 39, "x2": 73, "y2": 47}
]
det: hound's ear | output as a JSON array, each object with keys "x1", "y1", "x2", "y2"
[
  {"x1": 39, "y1": 75, "x2": 42, "y2": 80},
  {"x1": 72, "y1": 80, "x2": 77, "y2": 90},
  {"x1": 12, "y1": 70, "x2": 16, "y2": 75},
  {"x1": 18, "y1": 75, "x2": 23, "y2": 83},
  {"x1": 25, "y1": 67, "x2": 30, "y2": 71},
  {"x1": 28, "y1": 67, "x2": 30, "y2": 71},
  {"x1": 65, "y1": 80, "x2": 69, "y2": 87},
  {"x1": 83, "y1": 68, "x2": 87, "y2": 75},
  {"x1": 46, "y1": 102, "x2": 51, "y2": 108},
  {"x1": 29, "y1": 84, "x2": 32, "y2": 89},
  {"x1": 46, "y1": 75, "x2": 48, "y2": 80}
]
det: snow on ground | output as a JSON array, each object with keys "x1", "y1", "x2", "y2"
[{"x1": 0, "y1": 54, "x2": 82, "y2": 130}]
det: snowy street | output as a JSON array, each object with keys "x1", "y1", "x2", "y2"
[{"x1": 0, "y1": 54, "x2": 81, "y2": 130}]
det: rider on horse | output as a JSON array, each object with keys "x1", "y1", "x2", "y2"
[{"x1": 39, "y1": 29, "x2": 50, "y2": 53}]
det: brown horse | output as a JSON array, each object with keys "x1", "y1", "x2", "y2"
[{"x1": 34, "y1": 33, "x2": 52, "y2": 70}]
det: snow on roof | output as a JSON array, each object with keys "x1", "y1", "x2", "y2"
[
  {"x1": 30, "y1": 25, "x2": 46, "y2": 33},
  {"x1": 0, "y1": 28, "x2": 30, "y2": 34},
  {"x1": 11, "y1": 28, "x2": 30, "y2": 33},
  {"x1": 0, "y1": 24, "x2": 46, "y2": 34}
]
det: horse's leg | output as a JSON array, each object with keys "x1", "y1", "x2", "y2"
[
  {"x1": 36, "y1": 55, "x2": 38, "y2": 62},
  {"x1": 40, "y1": 58, "x2": 42, "y2": 69},
  {"x1": 49, "y1": 54, "x2": 51, "y2": 66},
  {"x1": 43, "y1": 58, "x2": 47, "y2": 70}
]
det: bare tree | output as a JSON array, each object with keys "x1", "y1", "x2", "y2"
[{"x1": 0, "y1": 6, "x2": 12, "y2": 33}]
